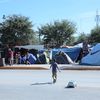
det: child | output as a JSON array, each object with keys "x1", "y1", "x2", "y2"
[{"x1": 50, "y1": 59, "x2": 60, "y2": 83}]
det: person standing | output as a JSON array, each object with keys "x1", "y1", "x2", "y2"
[
  {"x1": 15, "y1": 52, "x2": 21, "y2": 64},
  {"x1": 82, "y1": 40, "x2": 89, "y2": 57},
  {"x1": 4, "y1": 44, "x2": 9, "y2": 65},
  {"x1": 8, "y1": 48, "x2": 14, "y2": 65},
  {"x1": 50, "y1": 59, "x2": 60, "y2": 83}
]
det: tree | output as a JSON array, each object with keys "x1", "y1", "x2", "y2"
[
  {"x1": 65, "y1": 36, "x2": 75, "y2": 46},
  {"x1": 88, "y1": 27, "x2": 100, "y2": 44},
  {"x1": 0, "y1": 14, "x2": 35, "y2": 46},
  {"x1": 75, "y1": 33, "x2": 89, "y2": 44},
  {"x1": 38, "y1": 20, "x2": 76, "y2": 48}
]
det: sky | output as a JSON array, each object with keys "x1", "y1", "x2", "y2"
[{"x1": 0, "y1": 0, "x2": 100, "y2": 35}]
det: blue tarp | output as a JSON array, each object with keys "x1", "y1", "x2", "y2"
[
  {"x1": 80, "y1": 43, "x2": 100, "y2": 66},
  {"x1": 51, "y1": 47, "x2": 82, "y2": 62},
  {"x1": 20, "y1": 53, "x2": 37, "y2": 64}
]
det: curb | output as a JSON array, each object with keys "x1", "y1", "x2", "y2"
[{"x1": 0, "y1": 64, "x2": 100, "y2": 70}]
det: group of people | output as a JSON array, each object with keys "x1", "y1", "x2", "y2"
[{"x1": 4, "y1": 46, "x2": 49, "y2": 65}]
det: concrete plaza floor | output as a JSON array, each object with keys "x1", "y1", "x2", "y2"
[{"x1": 0, "y1": 70, "x2": 100, "y2": 100}]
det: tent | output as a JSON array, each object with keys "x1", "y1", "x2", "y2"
[
  {"x1": 19, "y1": 53, "x2": 37, "y2": 64},
  {"x1": 54, "y1": 51, "x2": 73, "y2": 64},
  {"x1": 80, "y1": 43, "x2": 100, "y2": 66},
  {"x1": 50, "y1": 47, "x2": 82, "y2": 62},
  {"x1": 73, "y1": 43, "x2": 91, "y2": 48},
  {"x1": 15, "y1": 45, "x2": 44, "y2": 51}
]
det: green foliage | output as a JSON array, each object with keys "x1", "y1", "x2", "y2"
[
  {"x1": 38, "y1": 20, "x2": 76, "y2": 48},
  {"x1": 89, "y1": 27, "x2": 100, "y2": 44},
  {"x1": 65, "y1": 36, "x2": 76, "y2": 46},
  {"x1": 75, "y1": 33, "x2": 89, "y2": 44},
  {"x1": 0, "y1": 14, "x2": 35, "y2": 45}
]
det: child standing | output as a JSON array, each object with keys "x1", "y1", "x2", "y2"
[{"x1": 50, "y1": 59, "x2": 60, "y2": 83}]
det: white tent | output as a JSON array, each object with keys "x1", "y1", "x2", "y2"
[
  {"x1": 15, "y1": 45, "x2": 44, "y2": 51},
  {"x1": 73, "y1": 43, "x2": 91, "y2": 48},
  {"x1": 80, "y1": 43, "x2": 100, "y2": 66}
]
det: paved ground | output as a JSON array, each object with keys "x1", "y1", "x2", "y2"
[{"x1": 0, "y1": 70, "x2": 100, "y2": 100}]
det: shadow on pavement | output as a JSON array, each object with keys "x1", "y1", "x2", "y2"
[{"x1": 31, "y1": 82, "x2": 53, "y2": 85}]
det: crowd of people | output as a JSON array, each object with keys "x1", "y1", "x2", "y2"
[{"x1": 3, "y1": 45, "x2": 50, "y2": 65}]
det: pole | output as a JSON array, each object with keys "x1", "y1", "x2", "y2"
[{"x1": 95, "y1": 10, "x2": 100, "y2": 29}]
